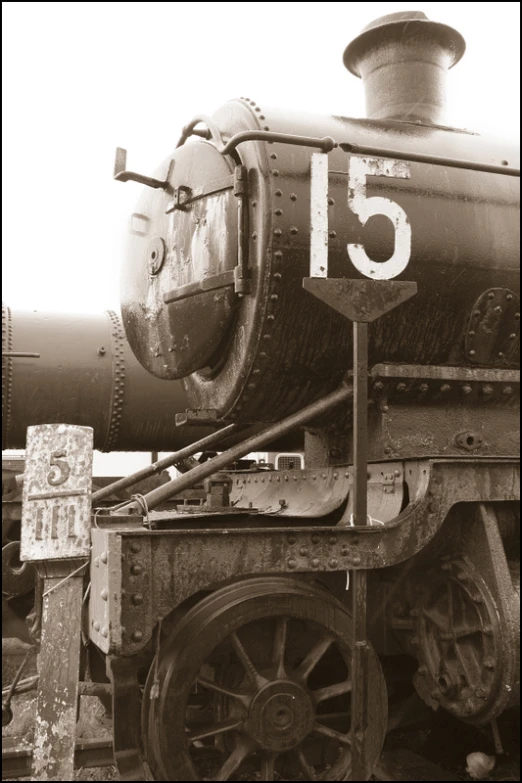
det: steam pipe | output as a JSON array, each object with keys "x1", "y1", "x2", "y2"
[{"x1": 114, "y1": 382, "x2": 354, "y2": 515}]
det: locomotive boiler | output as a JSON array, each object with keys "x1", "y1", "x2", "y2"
[{"x1": 10, "y1": 11, "x2": 520, "y2": 783}]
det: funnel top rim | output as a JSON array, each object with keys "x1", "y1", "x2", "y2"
[{"x1": 343, "y1": 14, "x2": 466, "y2": 77}]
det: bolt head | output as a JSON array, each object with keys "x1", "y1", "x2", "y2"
[{"x1": 131, "y1": 630, "x2": 143, "y2": 643}]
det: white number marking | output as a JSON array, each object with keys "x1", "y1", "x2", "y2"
[
  {"x1": 347, "y1": 157, "x2": 411, "y2": 280},
  {"x1": 309, "y1": 153, "x2": 329, "y2": 278}
]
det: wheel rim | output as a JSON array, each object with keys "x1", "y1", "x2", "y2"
[{"x1": 144, "y1": 578, "x2": 387, "y2": 781}]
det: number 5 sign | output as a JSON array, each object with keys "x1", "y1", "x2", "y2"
[
  {"x1": 310, "y1": 153, "x2": 412, "y2": 279},
  {"x1": 21, "y1": 424, "x2": 93, "y2": 561}
]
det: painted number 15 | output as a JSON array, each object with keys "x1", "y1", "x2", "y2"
[{"x1": 347, "y1": 157, "x2": 411, "y2": 280}]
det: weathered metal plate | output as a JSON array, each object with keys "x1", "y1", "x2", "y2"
[
  {"x1": 302, "y1": 278, "x2": 418, "y2": 322},
  {"x1": 21, "y1": 424, "x2": 93, "y2": 562},
  {"x1": 88, "y1": 527, "x2": 122, "y2": 654}
]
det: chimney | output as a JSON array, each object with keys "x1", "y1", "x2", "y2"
[{"x1": 343, "y1": 11, "x2": 466, "y2": 125}]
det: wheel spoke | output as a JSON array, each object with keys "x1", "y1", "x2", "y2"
[
  {"x1": 196, "y1": 676, "x2": 250, "y2": 707},
  {"x1": 231, "y1": 631, "x2": 266, "y2": 688},
  {"x1": 187, "y1": 716, "x2": 243, "y2": 743},
  {"x1": 214, "y1": 740, "x2": 251, "y2": 780},
  {"x1": 272, "y1": 617, "x2": 288, "y2": 677},
  {"x1": 313, "y1": 721, "x2": 352, "y2": 746},
  {"x1": 294, "y1": 747, "x2": 316, "y2": 780},
  {"x1": 296, "y1": 636, "x2": 333, "y2": 681},
  {"x1": 313, "y1": 679, "x2": 352, "y2": 703},
  {"x1": 260, "y1": 752, "x2": 277, "y2": 781}
]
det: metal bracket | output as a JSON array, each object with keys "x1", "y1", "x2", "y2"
[{"x1": 113, "y1": 147, "x2": 171, "y2": 190}]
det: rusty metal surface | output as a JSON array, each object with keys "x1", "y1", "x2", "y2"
[
  {"x1": 465, "y1": 288, "x2": 520, "y2": 366},
  {"x1": 114, "y1": 383, "x2": 353, "y2": 515},
  {"x1": 1, "y1": 306, "x2": 215, "y2": 452},
  {"x1": 412, "y1": 503, "x2": 520, "y2": 725},
  {"x1": 302, "y1": 279, "x2": 418, "y2": 322},
  {"x1": 1, "y1": 737, "x2": 114, "y2": 779},
  {"x1": 20, "y1": 424, "x2": 93, "y2": 562},
  {"x1": 90, "y1": 459, "x2": 519, "y2": 656},
  {"x1": 120, "y1": 94, "x2": 519, "y2": 425}
]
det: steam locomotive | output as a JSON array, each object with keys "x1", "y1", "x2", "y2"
[{"x1": 7, "y1": 11, "x2": 521, "y2": 782}]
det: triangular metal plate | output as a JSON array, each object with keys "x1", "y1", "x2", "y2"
[{"x1": 302, "y1": 278, "x2": 418, "y2": 322}]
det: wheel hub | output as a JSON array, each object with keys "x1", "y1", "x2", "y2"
[{"x1": 247, "y1": 680, "x2": 314, "y2": 752}]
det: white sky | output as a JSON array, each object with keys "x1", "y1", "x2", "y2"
[{"x1": 2, "y1": 2, "x2": 520, "y2": 315}]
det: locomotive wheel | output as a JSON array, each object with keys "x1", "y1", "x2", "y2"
[{"x1": 143, "y1": 577, "x2": 387, "y2": 781}]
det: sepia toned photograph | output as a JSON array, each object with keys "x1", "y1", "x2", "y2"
[{"x1": 2, "y1": 3, "x2": 520, "y2": 781}]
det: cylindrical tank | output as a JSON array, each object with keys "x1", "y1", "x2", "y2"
[
  {"x1": 120, "y1": 14, "x2": 519, "y2": 424},
  {"x1": 1, "y1": 305, "x2": 211, "y2": 451}
]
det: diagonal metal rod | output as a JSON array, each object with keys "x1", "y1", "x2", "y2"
[
  {"x1": 112, "y1": 383, "x2": 353, "y2": 515},
  {"x1": 92, "y1": 424, "x2": 239, "y2": 502}
]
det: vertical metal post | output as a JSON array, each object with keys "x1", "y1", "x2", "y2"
[{"x1": 350, "y1": 321, "x2": 369, "y2": 781}]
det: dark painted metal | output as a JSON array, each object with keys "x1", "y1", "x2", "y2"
[
  {"x1": 109, "y1": 656, "x2": 149, "y2": 781},
  {"x1": 114, "y1": 383, "x2": 353, "y2": 515},
  {"x1": 92, "y1": 460, "x2": 519, "y2": 656},
  {"x1": 113, "y1": 147, "x2": 171, "y2": 190},
  {"x1": 121, "y1": 97, "x2": 519, "y2": 424},
  {"x1": 92, "y1": 423, "x2": 238, "y2": 503},
  {"x1": 343, "y1": 11, "x2": 465, "y2": 126},
  {"x1": 0, "y1": 306, "x2": 214, "y2": 452}
]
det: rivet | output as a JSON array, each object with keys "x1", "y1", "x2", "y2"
[
  {"x1": 94, "y1": 557, "x2": 100, "y2": 568},
  {"x1": 311, "y1": 534, "x2": 320, "y2": 544},
  {"x1": 498, "y1": 351, "x2": 505, "y2": 358},
  {"x1": 482, "y1": 385, "x2": 494, "y2": 396},
  {"x1": 494, "y1": 305, "x2": 502, "y2": 313},
  {"x1": 329, "y1": 559, "x2": 339, "y2": 569},
  {"x1": 287, "y1": 533, "x2": 296, "y2": 544},
  {"x1": 101, "y1": 627, "x2": 108, "y2": 638},
  {"x1": 394, "y1": 469, "x2": 401, "y2": 477},
  {"x1": 328, "y1": 197, "x2": 335, "y2": 206},
  {"x1": 441, "y1": 562, "x2": 452, "y2": 571},
  {"x1": 274, "y1": 209, "x2": 282, "y2": 216},
  {"x1": 311, "y1": 558, "x2": 320, "y2": 568},
  {"x1": 419, "y1": 383, "x2": 428, "y2": 393},
  {"x1": 267, "y1": 314, "x2": 276, "y2": 321},
  {"x1": 506, "y1": 293, "x2": 513, "y2": 301},
  {"x1": 274, "y1": 228, "x2": 282, "y2": 237},
  {"x1": 515, "y1": 313, "x2": 520, "y2": 320},
  {"x1": 100, "y1": 551, "x2": 108, "y2": 564},
  {"x1": 484, "y1": 658, "x2": 495, "y2": 669},
  {"x1": 474, "y1": 310, "x2": 481, "y2": 318},
  {"x1": 468, "y1": 330, "x2": 475, "y2": 337},
  {"x1": 351, "y1": 554, "x2": 361, "y2": 565},
  {"x1": 288, "y1": 558, "x2": 297, "y2": 569},
  {"x1": 274, "y1": 250, "x2": 283, "y2": 259},
  {"x1": 329, "y1": 230, "x2": 337, "y2": 238},
  {"x1": 272, "y1": 170, "x2": 280, "y2": 177},
  {"x1": 384, "y1": 446, "x2": 392, "y2": 455},
  {"x1": 253, "y1": 368, "x2": 261, "y2": 375},
  {"x1": 259, "y1": 115, "x2": 265, "y2": 120},
  {"x1": 275, "y1": 189, "x2": 283, "y2": 197},
  {"x1": 300, "y1": 546, "x2": 308, "y2": 556},
  {"x1": 263, "y1": 126, "x2": 270, "y2": 131},
  {"x1": 252, "y1": 200, "x2": 257, "y2": 207},
  {"x1": 273, "y1": 272, "x2": 282, "y2": 280},
  {"x1": 252, "y1": 231, "x2": 258, "y2": 239},
  {"x1": 418, "y1": 665, "x2": 428, "y2": 675},
  {"x1": 131, "y1": 564, "x2": 143, "y2": 576},
  {"x1": 374, "y1": 381, "x2": 384, "y2": 391},
  {"x1": 440, "y1": 384, "x2": 451, "y2": 393},
  {"x1": 255, "y1": 106, "x2": 261, "y2": 112},
  {"x1": 270, "y1": 294, "x2": 278, "y2": 301},
  {"x1": 503, "y1": 386, "x2": 513, "y2": 396},
  {"x1": 260, "y1": 352, "x2": 268, "y2": 358},
  {"x1": 270, "y1": 153, "x2": 277, "y2": 160},
  {"x1": 290, "y1": 226, "x2": 298, "y2": 235},
  {"x1": 488, "y1": 292, "x2": 495, "y2": 300},
  {"x1": 509, "y1": 333, "x2": 517, "y2": 340},
  {"x1": 100, "y1": 588, "x2": 108, "y2": 601},
  {"x1": 461, "y1": 385, "x2": 473, "y2": 395},
  {"x1": 396, "y1": 382, "x2": 407, "y2": 392},
  {"x1": 381, "y1": 404, "x2": 389, "y2": 412},
  {"x1": 263, "y1": 334, "x2": 271, "y2": 340},
  {"x1": 247, "y1": 382, "x2": 256, "y2": 389},
  {"x1": 93, "y1": 621, "x2": 100, "y2": 632},
  {"x1": 131, "y1": 630, "x2": 143, "y2": 642},
  {"x1": 341, "y1": 547, "x2": 350, "y2": 557},
  {"x1": 328, "y1": 535, "x2": 337, "y2": 545},
  {"x1": 290, "y1": 193, "x2": 297, "y2": 201},
  {"x1": 469, "y1": 349, "x2": 476, "y2": 356},
  {"x1": 132, "y1": 593, "x2": 143, "y2": 606}
]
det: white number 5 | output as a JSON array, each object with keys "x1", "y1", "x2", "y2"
[{"x1": 347, "y1": 157, "x2": 411, "y2": 280}]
